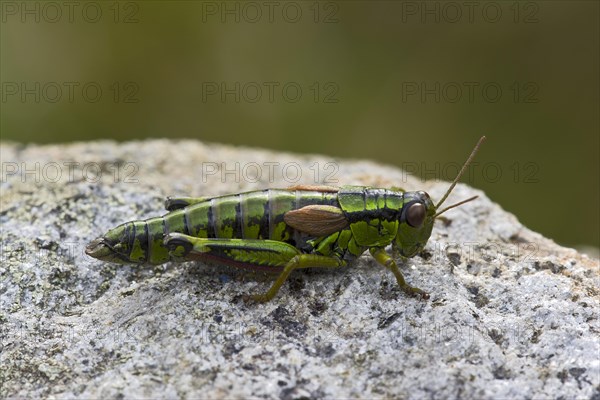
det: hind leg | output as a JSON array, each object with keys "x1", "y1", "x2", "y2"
[{"x1": 164, "y1": 233, "x2": 346, "y2": 302}]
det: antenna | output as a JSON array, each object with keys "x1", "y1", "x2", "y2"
[
  {"x1": 435, "y1": 136, "x2": 486, "y2": 210},
  {"x1": 434, "y1": 195, "x2": 478, "y2": 218}
]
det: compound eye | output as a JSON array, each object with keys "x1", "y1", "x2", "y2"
[{"x1": 406, "y1": 203, "x2": 426, "y2": 228}]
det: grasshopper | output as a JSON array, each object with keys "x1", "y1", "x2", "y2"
[{"x1": 86, "y1": 136, "x2": 485, "y2": 302}]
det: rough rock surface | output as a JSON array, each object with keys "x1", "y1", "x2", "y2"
[{"x1": 1, "y1": 139, "x2": 598, "y2": 399}]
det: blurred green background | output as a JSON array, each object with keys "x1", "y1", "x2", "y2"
[{"x1": 1, "y1": 1, "x2": 598, "y2": 250}]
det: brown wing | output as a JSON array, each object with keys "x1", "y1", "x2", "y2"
[
  {"x1": 284, "y1": 205, "x2": 349, "y2": 236},
  {"x1": 286, "y1": 185, "x2": 340, "y2": 192}
]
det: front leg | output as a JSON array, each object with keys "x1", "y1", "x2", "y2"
[{"x1": 369, "y1": 247, "x2": 430, "y2": 300}]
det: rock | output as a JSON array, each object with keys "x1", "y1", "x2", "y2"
[{"x1": 1, "y1": 139, "x2": 598, "y2": 399}]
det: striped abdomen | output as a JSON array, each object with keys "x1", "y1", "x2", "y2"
[{"x1": 117, "y1": 189, "x2": 340, "y2": 264}]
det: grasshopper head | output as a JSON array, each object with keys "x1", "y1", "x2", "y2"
[{"x1": 393, "y1": 191, "x2": 436, "y2": 257}]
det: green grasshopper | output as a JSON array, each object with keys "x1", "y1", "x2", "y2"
[{"x1": 86, "y1": 137, "x2": 485, "y2": 302}]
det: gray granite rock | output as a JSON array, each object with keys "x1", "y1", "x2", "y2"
[{"x1": 1, "y1": 140, "x2": 598, "y2": 399}]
